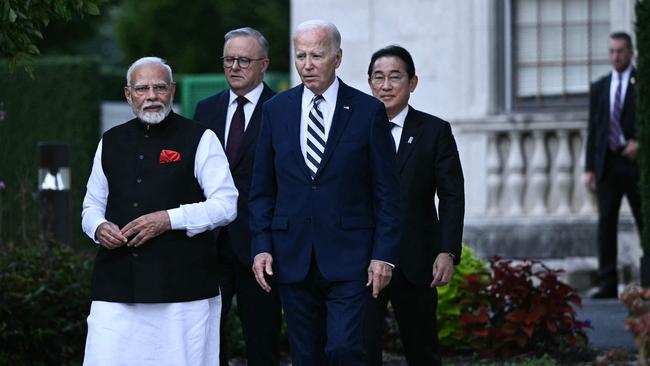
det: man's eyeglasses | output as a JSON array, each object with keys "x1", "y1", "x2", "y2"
[
  {"x1": 129, "y1": 83, "x2": 173, "y2": 97},
  {"x1": 222, "y1": 56, "x2": 266, "y2": 69},
  {"x1": 370, "y1": 73, "x2": 406, "y2": 87}
]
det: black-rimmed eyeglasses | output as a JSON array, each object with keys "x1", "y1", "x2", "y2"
[{"x1": 221, "y1": 56, "x2": 266, "y2": 69}]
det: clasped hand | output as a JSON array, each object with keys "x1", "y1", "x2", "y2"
[{"x1": 95, "y1": 211, "x2": 171, "y2": 249}]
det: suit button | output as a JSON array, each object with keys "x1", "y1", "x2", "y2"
[
  {"x1": 133, "y1": 202, "x2": 139, "y2": 208},
  {"x1": 311, "y1": 185, "x2": 317, "y2": 190},
  {"x1": 144, "y1": 134, "x2": 149, "y2": 139},
  {"x1": 136, "y1": 178, "x2": 142, "y2": 184},
  {"x1": 138, "y1": 154, "x2": 144, "y2": 160},
  {"x1": 132, "y1": 252, "x2": 139, "y2": 257}
]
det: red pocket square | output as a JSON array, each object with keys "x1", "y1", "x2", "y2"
[{"x1": 160, "y1": 149, "x2": 181, "y2": 163}]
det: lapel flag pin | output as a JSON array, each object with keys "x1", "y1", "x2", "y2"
[
  {"x1": 408, "y1": 136, "x2": 414, "y2": 144},
  {"x1": 343, "y1": 105, "x2": 350, "y2": 109},
  {"x1": 631, "y1": 77, "x2": 636, "y2": 85}
]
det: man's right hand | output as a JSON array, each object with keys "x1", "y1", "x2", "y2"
[
  {"x1": 95, "y1": 222, "x2": 127, "y2": 249},
  {"x1": 252, "y1": 252, "x2": 274, "y2": 292},
  {"x1": 584, "y1": 171, "x2": 596, "y2": 193}
]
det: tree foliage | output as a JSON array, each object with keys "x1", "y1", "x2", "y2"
[
  {"x1": 636, "y1": 0, "x2": 650, "y2": 255},
  {"x1": 114, "y1": 0, "x2": 290, "y2": 73},
  {"x1": 0, "y1": 0, "x2": 108, "y2": 70}
]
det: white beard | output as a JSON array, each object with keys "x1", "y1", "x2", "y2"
[{"x1": 132, "y1": 101, "x2": 172, "y2": 124}]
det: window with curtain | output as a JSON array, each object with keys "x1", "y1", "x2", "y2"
[{"x1": 513, "y1": 0, "x2": 611, "y2": 106}]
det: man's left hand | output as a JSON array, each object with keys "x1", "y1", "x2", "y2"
[
  {"x1": 121, "y1": 211, "x2": 171, "y2": 247},
  {"x1": 622, "y1": 139, "x2": 639, "y2": 160},
  {"x1": 431, "y1": 253, "x2": 454, "y2": 287},
  {"x1": 367, "y1": 260, "x2": 393, "y2": 298}
]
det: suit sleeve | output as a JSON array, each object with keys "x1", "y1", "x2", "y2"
[
  {"x1": 193, "y1": 100, "x2": 206, "y2": 122},
  {"x1": 585, "y1": 82, "x2": 598, "y2": 172},
  {"x1": 369, "y1": 104, "x2": 402, "y2": 265},
  {"x1": 434, "y1": 122, "x2": 465, "y2": 264},
  {"x1": 248, "y1": 104, "x2": 277, "y2": 259}
]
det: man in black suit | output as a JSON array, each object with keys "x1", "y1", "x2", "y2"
[
  {"x1": 193, "y1": 27, "x2": 281, "y2": 365},
  {"x1": 364, "y1": 45, "x2": 465, "y2": 366},
  {"x1": 585, "y1": 31, "x2": 642, "y2": 299}
]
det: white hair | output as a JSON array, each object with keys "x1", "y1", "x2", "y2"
[
  {"x1": 126, "y1": 57, "x2": 173, "y2": 86},
  {"x1": 224, "y1": 27, "x2": 270, "y2": 58},
  {"x1": 294, "y1": 20, "x2": 341, "y2": 52}
]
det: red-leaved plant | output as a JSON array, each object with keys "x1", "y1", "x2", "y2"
[{"x1": 456, "y1": 257, "x2": 590, "y2": 358}]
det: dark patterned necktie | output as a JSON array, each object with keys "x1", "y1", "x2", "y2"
[
  {"x1": 226, "y1": 96, "x2": 248, "y2": 163},
  {"x1": 609, "y1": 73, "x2": 624, "y2": 151}
]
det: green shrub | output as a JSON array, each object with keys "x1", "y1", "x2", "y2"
[
  {"x1": 0, "y1": 242, "x2": 93, "y2": 365},
  {"x1": 437, "y1": 244, "x2": 489, "y2": 347},
  {"x1": 0, "y1": 56, "x2": 100, "y2": 247}
]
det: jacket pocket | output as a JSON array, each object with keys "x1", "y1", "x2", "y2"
[
  {"x1": 340, "y1": 216, "x2": 375, "y2": 229},
  {"x1": 271, "y1": 216, "x2": 289, "y2": 230}
]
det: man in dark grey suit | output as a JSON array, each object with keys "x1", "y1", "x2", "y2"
[
  {"x1": 364, "y1": 45, "x2": 465, "y2": 366},
  {"x1": 193, "y1": 27, "x2": 281, "y2": 365},
  {"x1": 585, "y1": 31, "x2": 642, "y2": 299}
]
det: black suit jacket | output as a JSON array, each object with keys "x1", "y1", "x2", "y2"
[
  {"x1": 586, "y1": 68, "x2": 638, "y2": 181},
  {"x1": 395, "y1": 106, "x2": 465, "y2": 285},
  {"x1": 194, "y1": 82, "x2": 276, "y2": 265}
]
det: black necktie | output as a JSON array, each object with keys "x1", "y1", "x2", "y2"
[{"x1": 226, "y1": 96, "x2": 248, "y2": 163}]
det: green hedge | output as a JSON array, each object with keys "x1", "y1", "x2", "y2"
[
  {"x1": 0, "y1": 241, "x2": 93, "y2": 365},
  {"x1": 0, "y1": 57, "x2": 100, "y2": 246},
  {"x1": 637, "y1": 0, "x2": 650, "y2": 255}
]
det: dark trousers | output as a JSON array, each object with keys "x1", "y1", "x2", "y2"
[
  {"x1": 279, "y1": 260, "x2": 368, "y2": 366},
  {"x1": 364, "y1": 269, "x2": 441, "y2": 366},
  {"x1": 596, "y1": 152, "x2": 643, "y2": 289},
  {"x1": 219, "y1": 246, "x2": 282, "y2": 366}
]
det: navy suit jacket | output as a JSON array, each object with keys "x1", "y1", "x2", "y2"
[
  {"x1": 249, "y1": 79, "x2": 402, "y2": 284},
  {"x1": 395, "y1": 106, "x2": 465, "y2": 285},
  {"x1": 586, "y1": 68, "x2": 638, "y2": 181},
  {"x1": 194, "y1": 82, "x2": 276, "y2": 265}
]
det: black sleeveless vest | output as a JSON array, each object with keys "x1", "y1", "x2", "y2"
[{"x1": 90, "y1": 112, "x2": 219, "y2": 303}]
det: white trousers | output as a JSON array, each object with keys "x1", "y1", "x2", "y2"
[{"x1": 83, "y1": 295, "x2": 221, "y2": 366}]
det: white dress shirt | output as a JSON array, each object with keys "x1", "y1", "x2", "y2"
[
  {"x1": 81, "y1": 128, "x2": 238, "y2": 242},
  {"x1": 300, "y1": 78, "x2": 339, "y2": 160},
  {"x1": 224, "y1": 82, "x2": 264, "y2": 149},
  {"x1": 390, "y1": 105, "x2": 409, "y2": 152}
]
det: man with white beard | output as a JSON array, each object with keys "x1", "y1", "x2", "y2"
[{"x1": 81, "y1": 56, "x2": 238, "y2": 365}]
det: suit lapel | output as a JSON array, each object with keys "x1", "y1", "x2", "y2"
[
  {"x1": 396, "y1": 106, "x2": 424, "y2": 172},
  {"x1": 621, "y1": 68, "x2": 636, "y2": 132},
  {"x1": 231, "y1": 83, "x2": 274, "y2": 169},
  {"x1": 314, "y1": 80, "x2": 353, "y2": 179},
  {"x1": 213, "y1": 92, "x2": 229, "y2": 144},
  {"x1": 287, "y1": 85, "x2": 313, "y2": 180}
]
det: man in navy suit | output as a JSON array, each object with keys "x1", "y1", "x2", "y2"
[
  {"x1": 364, "y1": 45, "x2": 465, "y2": 366},
  {"x1": 249, "y1": 20, "x2": 402, "y2": 365},
  {"x1": 585, "y1": 31, "x2": 642, "y2": 298},
  {"x1": 193, "y1": 27, "x2": 281, "y2": 365}
]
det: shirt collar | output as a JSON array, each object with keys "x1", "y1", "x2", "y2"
[
  {"x1": 302, "y1": 78, "x2": 340, "y2": 106},
  {"x1": 612, "y1": 64, "x2": 633, "y2": 81},
  {"x1": 229, "y1": 82, "x2": 264, "y2": 106},
  {"x1": 390, "y1": 105, "x2": 409, "y2": 128}
]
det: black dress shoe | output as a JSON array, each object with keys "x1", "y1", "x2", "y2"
[{"x1": 588, "y1": 286, "x2": 618, "y2": 299}]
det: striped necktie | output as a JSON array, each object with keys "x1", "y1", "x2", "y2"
[
  {"x1": 609, "y1": 73, "x2": 624, "y2": 151},
  {"x1": 306, "y1": 95, "x2": 326, "y2": 179}
]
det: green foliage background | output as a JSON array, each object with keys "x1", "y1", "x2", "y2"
[
  {"x1": 0, "y1": 57, "x2": 100, "y2": 246},
  {"x1": 114, "y1": 0, "x2": 290, "y2": 74},
  {"x1": 0, "y1": 241, "x2": 93, "y2": 365},
  {"x1": 636, "y1": 0, "x2": 650, "y2": 254}
]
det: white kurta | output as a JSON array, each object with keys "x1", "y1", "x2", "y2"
[{"x1": 81, "y1": 126, "x2": 237, "y2": 366}]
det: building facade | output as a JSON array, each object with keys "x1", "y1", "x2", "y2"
[{"x1": 291, "y1": 0, "x2": 640, "y2": 282}]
